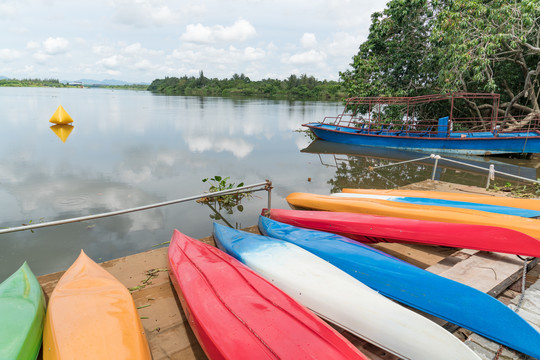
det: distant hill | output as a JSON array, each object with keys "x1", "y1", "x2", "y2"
[
  {"x1": 0, "y1": 76, "x2": 8, "y2": 80},
  {"x1": 71, "y1": 79, "x2": 150, "y2": 86}
]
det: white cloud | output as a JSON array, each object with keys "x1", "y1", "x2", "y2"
[
  {"x1": 243, "y1": 47, "x2": 265, "y2": 60},
  {"x1": 327, "y1": 32, "x2": 362, "y2": 56},
  {"x1": 110, "y1": 0, "x2": 191, "y2": 26},
  {"x1": 0, "y1": 3, "x2": 15, "y2": 18},
  {"x1": 300, "y1": 33, "x2": 317, "y2": 48},
  {"x1": 43, "y1": 37, "x2": 69, "y2": 55},
  {"x1": 282, "y1": 49, "x2": 327, "y2": 65},
  {"x1": 171, "y1": 44, "x2": 266, "y2": 66},
  {"x1": 181, "y1": 19, "x2": 256, "y2": 44},
  {"x1": 0, "y1": 49, "x2": 22, "y2": 61},
  {"x1": 32, "y1": 52, "x2": 50, "y2": 63},
  {"x1": 97, "y1": 55, "x2": 125, "y2": 69},
  {"x1": 26, "y1": 41, "x2": 40, "y2": 51}
]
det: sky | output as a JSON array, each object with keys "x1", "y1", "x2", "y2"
[{"x1": 0, "y1": 0, "x2": 389, "y2": 83}]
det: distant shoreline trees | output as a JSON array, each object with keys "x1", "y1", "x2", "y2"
[
  {"x1": 148, "y1": 72, "x2": 346, "y2": 101},
  {"x1": 1, "y1": 73, "x2": 346, "y2": 101}
]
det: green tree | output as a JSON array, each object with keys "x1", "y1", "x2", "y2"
[{"x1": 340, "y1": 0, "x2": 540, "y2": 130}]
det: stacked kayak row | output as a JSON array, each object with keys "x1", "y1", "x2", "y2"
[
  {"x1": 0, "y1": 252, "x2": 151, "y2": 360},
  {"x1": 286, "y1": 192, "x2": 540, "y2": 244}
]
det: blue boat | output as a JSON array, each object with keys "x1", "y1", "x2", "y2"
[
  {"x1": 258, "y1": 215, "x2": 540, "y2": 359},
  {"x1": 331, "y1": 192, "x2": 540, "y2": 218},
  {"x1": 304, "y1": 93, "x2": 540, "y2": 155}
]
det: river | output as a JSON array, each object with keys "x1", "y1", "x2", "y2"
[{"x1": 1, "y1": 87, "x2": 538, "y2": 279}]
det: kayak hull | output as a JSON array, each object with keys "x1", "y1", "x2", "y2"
[
  {"x1": 342, "y1": 188, "x2": 540, "y2": 211},
  {"x1": 213, "y1": 223, "x2": 481, "y2": 360},
  {"x1": 286, "y1": 192, "x2": 540, "y2": 241},
  {"x1": 259, "y1": 215, "x2": 540, "y2": 359},
  {"x1": 42, "y1": 250, "x2": 151, "y2": 360},
  {"x1": 168, "y1": 229, "x2": 368, "y2": 360},
  {"x1": 266, "y1": 208, "x2": 540, "y2": 257},
  {"x1": 331, "y1": 192, "x2": 540, "y2": 217},
  {"x1": 0, "y1": 262, "x2": 45, "y2": 360}
]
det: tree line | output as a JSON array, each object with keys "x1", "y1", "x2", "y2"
[
  {"x1": 147, "y1": 72, "x2": 346, "y2": 100},
  {"x1": 0, "y1": 78, "x2": 68, "y2": 87}
]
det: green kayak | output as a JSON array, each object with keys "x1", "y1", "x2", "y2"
[{"x1": 0, "y1": 262, "x2": 46, "y2": 360}]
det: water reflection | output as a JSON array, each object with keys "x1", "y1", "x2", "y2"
[
  {"x1": 50, "y1": 124, "x2": 74, "y2": 143},
  {"x1": 302, "y1": 140, "x2": 538, "y2": 191}
]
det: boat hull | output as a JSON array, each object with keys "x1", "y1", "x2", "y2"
[
  {"x1": 168, "y1": 230, "x2": 368, "y2": 360},
  {"x1": 42, "y1": 251, "x2": 151, "y2": 360},
  {"x1": 258, "y1": 215, "x2": 540, "y2": 359},
  {"x1": 286, "y1": 192, "x2": 540, "y2": 242},
  {"x1": 0, "y1": 262, "x2": 45, "y2": 360},
  {"x1": 305, "y1": 122, "x2": 540, "y2": 155},
  {"x1": 213, "y1": 223, "x2": 481, "y2": 360}
]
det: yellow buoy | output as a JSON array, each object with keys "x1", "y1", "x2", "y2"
[
  {"x1": 49, "y1": 105, "x2": 73, "y2": 124},
  {"x1": 50, "y1": 124, "x2": 74, "y2": 143}
]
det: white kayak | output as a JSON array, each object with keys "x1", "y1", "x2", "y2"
[{"x1": 213, "y1": 223, "x2": 481, "y2": 360}]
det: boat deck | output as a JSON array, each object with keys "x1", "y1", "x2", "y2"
[{"x1": 37, "y1": 180, "x2": 540, "y2": 360}]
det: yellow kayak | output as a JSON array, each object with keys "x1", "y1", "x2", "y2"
[
  {"x1": 43, "y1": 250, "x2": 151, "y2": 360},
  {"x1": 286, "y1": 192, "x2": 540, "y2": 240},
  {"x1": 342, "y1": 188, "x2": 540, "y2": 211}
]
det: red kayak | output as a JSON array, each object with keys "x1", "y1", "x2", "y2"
[
  {"x1": 168, "y1": 229, "x2": 369, "y2": 360},
  {"x1": 266, "y1": 208, "x2": 540, "y2": 257}
]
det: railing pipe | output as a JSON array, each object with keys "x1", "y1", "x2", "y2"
[{"x1": 0, "y1": 181, "x2": 271, "y2": 235}]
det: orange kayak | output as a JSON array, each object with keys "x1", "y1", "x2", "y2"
[
  {"x1": 43, "y1": 250, "x2": 151, "y2": 360},
  {"x1": 342, "y1": 188, "x2": 540, "y2": 211},
  {"x1": 286, "y1": 192, "x2": 540, "y2": 240}
]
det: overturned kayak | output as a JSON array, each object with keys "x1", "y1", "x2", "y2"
[
  {"x1": 331, "y1": 192, "x2": 540, "y2": 218},
  {"x1": 168, "y1": 230, "x2": 368, "y2": 360},
  {"x1": 213, "y1": 223, "x2": 481, "y2": 360},
  {"x1": 342, "y1": 188, "x2": 540, "y2": 211},
  {"x1": 0, "y1": 262, "x2": 45, "y2": 360},
  {"x1": 43, "y1": 250, "x2": 151, "y2": 360},
  {"x1": 265, "y1": 208, "x2": 540, "y2": 257},
  {"x1": 286, "y1": 192, "x2": 540, "y2": 240},
  {"x1": 259, "y1": 215, "x2": 540, "y2": 359}
]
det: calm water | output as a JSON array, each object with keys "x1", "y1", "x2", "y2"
[{"x1": 1, "y1": 87, "x2": 539, "y2": 279}]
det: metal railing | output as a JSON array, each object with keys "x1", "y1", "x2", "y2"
[
  {"x1": 368, "y1": 154, "x2": 540, "y2": 189},
  {"x1": 0, "y1": 180, "x2": 273, "y2": 235}
]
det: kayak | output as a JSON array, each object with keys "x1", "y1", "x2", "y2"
[
  {"x1": 265, "y1": 208, "x2": 540, "y2": 257},
  {"x1": 0, "y1": 262, "x2": 45, "y2": 360},
  {"x1": 259, "y1": 215, "x2": 540, "y2": 359},
  {"x1": 286, "y1": 192, "x2": 540, "y2": 240},
  {"x1": 213, "y1": 223, "x2": 481, "y2": 360},
  {"x1": 43, "y1": 250, "x2": 151, "y2": 360},
  {"x1": 168, "y1": 230, "x2": 368, "y2": 360},
  {"x1": 331, "y1": 192, "x2": 540, "y2": 218},
  {"x1": 342, "y1": 188, "x2": 540, "y2": 211}
]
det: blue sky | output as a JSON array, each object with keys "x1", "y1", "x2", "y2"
[{"x1": 0, "y1": 0, "x2": 389, "y2": 82}]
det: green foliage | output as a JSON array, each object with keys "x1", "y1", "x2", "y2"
[
  {"x1": 0, "y1": 78, "x2": 68, "y2": 88},
  {"x1": 148, "y1": 73, "x2": 346, "y2": 101},
  {"x1": 197, "y1": 176, "x2": 251, "y2": 216},
  {"x1": 340, "y1": 0, "x2": 540, "y2": 129}
]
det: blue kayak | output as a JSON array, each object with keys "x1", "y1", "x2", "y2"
[
  {"x1": 258, "y1": 215, "x2": 540, "y2": 359},
  {"x1": 332, "y1": 193, "x2": 540, "y2": 218}
]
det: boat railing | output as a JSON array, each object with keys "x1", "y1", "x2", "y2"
[
  {"x1": 0, "y1": 181, "x2": 273, "y2": 235},
  {"x1": 323, "y1": 93, "x2": 540, "y2": 137}
]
